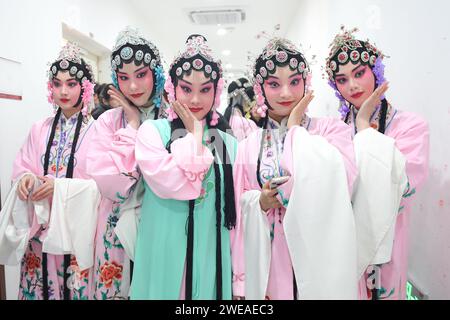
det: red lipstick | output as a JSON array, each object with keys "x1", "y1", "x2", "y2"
[
  {"x1": 278, "y1": 101, "x2": 294, "y2": 107},
  {"x1": 351, "y1": 92, "x2": 364, "y2": 99},
  {"x1": 130, "y1": 93, "x2": 144, "y2": 99}
]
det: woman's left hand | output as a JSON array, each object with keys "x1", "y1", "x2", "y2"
[
  {"x1": 356, "y1": 82, "x2": 389, "y2": 131},
  {"x1": 287, "y1": 91, "x2": 314, "y2": 129},
  {"x1": 30, "y1": 176, "x2": 54, "y2": 201}
]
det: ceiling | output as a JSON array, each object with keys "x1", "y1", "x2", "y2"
[{"x1": 129, "y1": 0, "x2": 301, "y2": 79}]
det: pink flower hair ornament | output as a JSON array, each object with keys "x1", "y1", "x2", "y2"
[
  {"x1": 81, "y1": 79, "x2": 95, "y2": 116},
  {"x1": 253, "y1": 82, "x2": 268, "y2": 118}
]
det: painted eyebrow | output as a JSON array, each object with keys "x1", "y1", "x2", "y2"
[
  {"x1": 179, "y1": 79, "x2": 192, "y2": 85},
  {"x1": 134, "y1": 66, "x2": 148, "y2": 73},
  {"x1": 267, "y1": 73, "x2": 300, "y2": 80},
  {"x1": 116, "y1": 67, "x2": 147, "y2": 75},
  {"x1": 54, "y1": 77, "x2": 77, "y2": 82},
  {"x1": 335, "y1": 65, "x2": 364, "y2": 77},
  {"x1": 179, "y1": 79, "x2": 213, "y2": 86}
]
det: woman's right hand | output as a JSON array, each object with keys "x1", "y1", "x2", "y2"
[
  {"x1": 172, "y1": 101, "x2": 203, "y2": 145},
  {"x1": 259, "y1": 181, "x2": 282, "y2": 212},
  {"x1": 17, "y1": 174, "x2": 34, "y2": 201},
  {"x1": 287, "y1": 91, "x2": 314, "y2": 129},
  {"x1": 108, "y1": 86, "x2": 141, "y2": 129}
]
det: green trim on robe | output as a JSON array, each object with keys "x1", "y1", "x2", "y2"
[{"x1": 130, "y1": 119, "x2": 237, "y2": 300}]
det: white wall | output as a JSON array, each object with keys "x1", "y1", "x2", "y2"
[
  {"x1": 2, "y1": 0, "x2": 449, "y2": 300},
  {"x1": 0, "y1": 0, "x2": 152, "y2": 299},
  {"x1": 286, "y1": 0, "x2": 450, "y2": 299}
]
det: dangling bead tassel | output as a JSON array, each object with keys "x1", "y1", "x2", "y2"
[
  {"x1": 167, "y1": 105, "x2": 178, "y2": 122},
  {"x1": 256, "y1": 104, "x2": 268, "y2": 118},
  {"x1": 338, "y1": 101, "x2": 350, "y2": 120},
  {"x1": 210, "y1": 107, "x2": 219, "y2": 126}
]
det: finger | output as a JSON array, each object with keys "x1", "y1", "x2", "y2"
[
  {"x1": 262, "y1": 181, "x2": 271, "y2": 191},
  {"x1": 182, "y1": 104, "x2": 195, "y2": 119},
  {"x1": 375, "y1": 82, "x2": 389, "y2": 96},
  {"x1": 17, "y1": 187, "x2": 28, "y2": 201},
  {"x1": 172, "y1": 102, "x2": 185, "y2": 118},
  {"x1": 19, "y1": 181, "x2": 29, "y2": 197},
  {"x1": 32, "y1": 191, "x2": 46, "y2": 202},
  {"x1": 270, "y1": 199, "x2": 281, "y2": 209},
  {"x1": 107, "y1": 94, "x2": 123, "y2": 106},
  {"x1": 304, "y1": 94, "x2": 314, "y2": 107},
  {"x1": 108, "y1": 86, "x2": 122, "y2": 96},
  {"x1": 178, "y1": 104, "x2": 190, "y2": 121},
  {"x1": 108, "y1": 92, "x2": 126, "y2": 105},
  {"x1": 267, "y1": 188, "x2": 279, "y2": 197},
  {"x1": 31, "y1": 185, "x2": 48, "y2": 200},
  {"x1": 33, "y1": 187, "x2": 52, "y2": 202},
  {"x1": 32, "y1": 189, "x2": 51, "y2": 202},
  {"x1": 25, "y1": 177, "x2": 34, "y2": 189},
  {"x1": 37, "y1": 176, "x2": 49, "y2": 183},
  {"x1": 378, "y1": 84, "x2": 389, "y2": 96}
]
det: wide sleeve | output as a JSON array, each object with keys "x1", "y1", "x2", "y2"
[
  {"x1": 86, "y1": 111, "x2": 140, "y2": 201},
  {"x1": 230, "y1": 138, "x2": 252, "y2": 297},
  {"x1": 390, "y1": 113, "x2": 430, "y2": 196},
  {"x1": 135, "y1": 120, "x2": 214, "y2": 200},
  {"x1": 317, "y1": 118, "x2": 358, "y2": 195},
  {"x1": 278, "y1": 119, "x2": 357, "y2": 202}
]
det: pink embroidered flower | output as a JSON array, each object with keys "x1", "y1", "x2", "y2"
[
  {"x1": 166, "y1": 104, "x2": 178, "y2": 121},
  {"x1": 210, "y1": 108, "x2": 219, "y2": 126},
  {"x1": 253, "y1": 83, "x2": 266, "y2": 107},
  {"x1": 81, "y1": 79, "x2": 95, "y2": 116},
  {"x1": 164, "y1": 76, "x2": 179, "y2": 121},
  {"x1": 214, "y1": 78, "x2": 224, "y2": 108},
  {"x1": 164, "y1": 75, "x2": 176, "y2": 103},
  {"x1": 47, "y1": 81, "x2": 54, "y2": 105},
  {"x1": 305, "y1": 73, "x2": 312, "y2": 92},
  {"x1": 25, "y1": 252, "x2": 41, "y2": 277},
  {"x1": 253, "y1": 82, "x2": 268, "y2": 117},
  {"x1": 99, "y1": 261, "x2": 123, "y2": 289}
]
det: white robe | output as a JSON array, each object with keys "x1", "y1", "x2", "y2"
[
  {"x1": 352, "y1": 128, "x2": 408, "y2": 277},
  {"x1": 0, "y1": 174, "x2": 49, "y2": 265},
  {"x1": 243, "y1": 126, "x2": 358, "y2": 299},
  {"x1": 42, "y1": 178, "x2": 101, "y2": 271}
]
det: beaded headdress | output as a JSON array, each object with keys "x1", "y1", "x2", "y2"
[
  {"x1": 47, "y1": 42, "x2": 95, "y2": 116},
  {"x1": 111, "y1": 26, "x2": 165, "y2": 108}
]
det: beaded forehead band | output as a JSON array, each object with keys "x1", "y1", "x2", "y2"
[
  {"x1": 48, "y1": 42, "x2": 94, "y2": 83},
  {"x1": 169, "y1": 35, "x2": 223, "y2": 82},
  {"x1": 252, "y1": 37, "x2": 310, "y2": 85},
  {"x1": 325, "y1": 26, "x2": 385, "y2": 80},
  {"x1": 111, "y1": 26, "x2": 162, "y2": 72}
]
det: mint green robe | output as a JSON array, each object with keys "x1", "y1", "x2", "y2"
[{"x1": 130, "y1": 119, "x2": 237, "y2": 300}]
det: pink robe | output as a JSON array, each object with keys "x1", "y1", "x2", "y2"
[
  {"x1": 228, "y1": 112, "x2": 258, "y2": 142},
  {"x1": 348, "y1": 108, "x2": 430, "y2": 300},
  {"x1": 12, "y1": 112, "x2": 95, "y2": 300},
  {"x1": 86, "y1": 107, "x2": 156, "y2": 299},
  {"x1": 234, "y1": 116, "x2": 357, "y2": 299}
]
